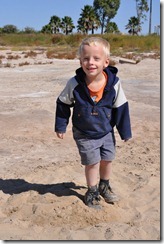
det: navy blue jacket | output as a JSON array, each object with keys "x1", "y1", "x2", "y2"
[{"x1": 55, "y1": 66, "x2": 132, "y2": 140}]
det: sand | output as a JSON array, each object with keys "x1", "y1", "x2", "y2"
[{"x1": 0, "y1": 51, "x2": 160, "y2": 240}]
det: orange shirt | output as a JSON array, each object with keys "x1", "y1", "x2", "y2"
[{"x1": 88, "y1": 72, "x2": 107, "y2": 103}]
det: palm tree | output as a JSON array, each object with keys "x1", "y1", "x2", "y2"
[
  {"x1": 125, "y1": 16, "x2": 141, "y2": 35},
  {"x1": 105, "y1": 22, "x2": 120, "y2": 33},
  {"x1": 77, "y1": 5, "x2": 100, "y2": 34},
  {"x1": 61, "y1": 16, "x2": 75, "y2": 35},
  {"x1": 41, "y1": 24, "x2": 51, "y2": 33},
  {"x1": 77, "y1": 19, "x2": 86, "y2": 34},
  {"x1": 49, "y1": 15, "x2": 61, "y2": 34}
]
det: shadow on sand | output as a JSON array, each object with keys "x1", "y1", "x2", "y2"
[{"x1": 0, "y1": 178, "x2": 86, "y2": 201}]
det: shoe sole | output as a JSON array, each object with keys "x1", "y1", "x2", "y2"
[
  {"x1": 86, "y1": 204, "x2": 102, "y2": 209},
  {"x1": 103, "y1": 197, "x2": 119, "y2": 203}
]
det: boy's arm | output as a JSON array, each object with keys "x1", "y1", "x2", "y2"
[
  {"x1": 55, "y1": 98, "x2": 72, "y2": 134},
  {"x1": 55, "y1": 77, "x2": 77, "y2": 136},
  {"x1": 112, "y1": 80, "x2": 132, "y2": 141}
]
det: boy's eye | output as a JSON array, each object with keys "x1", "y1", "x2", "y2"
[
  {"x1": 83, "y1": 57, "x2": 89, "y2": 61},
  {"x1": 82, "y1": 57, "x2": 100, "y2": 61}
]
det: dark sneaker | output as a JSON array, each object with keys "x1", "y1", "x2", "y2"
[
  {"x1": 99, "y1": 182, "x2": 119, "y2": 203},
  {"x1": 84, "y1": 187, "x2": 101, "y2": 209}
]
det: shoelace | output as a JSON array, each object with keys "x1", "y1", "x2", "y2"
[
  {"x1": 86, "y1": 191, "x2": 100, "y2": 203},
  {"x1": 101, "y1": 183, "x2": 113, "y2": 194}
]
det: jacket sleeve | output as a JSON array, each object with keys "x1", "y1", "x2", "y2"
[
  {"x1": 112, "y1": 80, "x2": 132, "y2": 140},
  {"x1": 55, "y1": 99, "x2": 72, "y2": 133},
  {"x1": 55, "y1": 77, "x2": 77, "y2": 133}
]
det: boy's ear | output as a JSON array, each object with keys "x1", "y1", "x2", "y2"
[{"x1": 104, "y1": 58, "x2": 110, "y2": 68}]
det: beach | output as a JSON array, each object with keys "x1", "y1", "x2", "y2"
[{"x1": 0, "y1": 51, "x2": 160, "y2": 240}]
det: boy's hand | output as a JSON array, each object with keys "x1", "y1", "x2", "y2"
[{"x1": 56, "y1": 132, "x2": 65, "y2": 139}]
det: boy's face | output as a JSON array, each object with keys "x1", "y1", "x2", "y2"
[{"x1": 80, "y1": 44, "x2": 109, "y2": 78}]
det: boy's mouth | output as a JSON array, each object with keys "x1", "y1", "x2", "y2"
[{"x1": 87, "y1": 67, "x2": 96, "y2": 71}]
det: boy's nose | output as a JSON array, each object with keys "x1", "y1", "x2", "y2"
[{"x1": 88, "y1": 57, "x2": 94, "y2": 64}]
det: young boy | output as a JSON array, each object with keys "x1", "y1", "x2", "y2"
[{"x1": 55, "y1": 37, "x2": 132, "y2": 209}]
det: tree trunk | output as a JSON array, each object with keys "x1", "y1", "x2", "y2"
[{"x1": 149, "y1": 0, "x2": 152, "y2": 34}]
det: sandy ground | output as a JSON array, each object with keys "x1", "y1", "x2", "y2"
[{"x1": 0, "y1": 51, "x2": 160, "y2": 240}]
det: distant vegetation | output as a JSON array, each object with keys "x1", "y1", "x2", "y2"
[{"x1": 0, "y1": 33, "x2": 160, "y2": 57}]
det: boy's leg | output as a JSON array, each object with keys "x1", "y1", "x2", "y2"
[
  {"x1": 85, "y1": 163, "x2": 99, "y2": 186},
  {"x1": 84, "y1": 163, "x2": 101, "y2": 208},
  {"x1": 99, "y1": 160, "x2": 119, "y2": 203},
  {"x1": 99, "y1": 160, "x2": 112, "y2": 180}
]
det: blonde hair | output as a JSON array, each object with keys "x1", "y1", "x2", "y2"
[{"x1": 78, "y1": 37, "x2": 110, "y2": 58}]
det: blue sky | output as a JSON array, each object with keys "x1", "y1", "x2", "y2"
[{"x1": 0, "y1": 0, "x2": 160, "y2": 35}]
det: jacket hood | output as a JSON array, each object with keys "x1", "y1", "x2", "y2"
[
  {"x1": 105, "y1": 65, "x2": 118, "y2": 75},
  {"x1": 75, "y1": 65, "x2": 118, "y2": 88}
]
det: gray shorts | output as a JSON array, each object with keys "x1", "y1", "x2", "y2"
[{"x1": 73, "y1": 127, "x2": 116, "y2": 165}]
